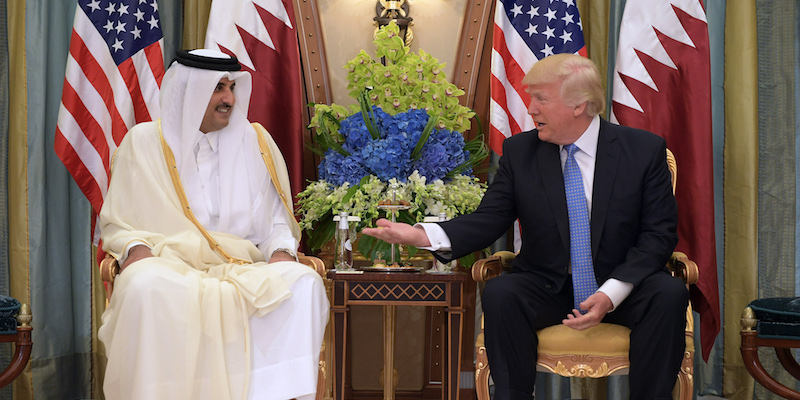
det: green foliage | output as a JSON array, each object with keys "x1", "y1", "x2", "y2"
[
  {"x1": 411, "y1": 115, "x2": 438, "y2": 160},
  {"x1": 357, "y1": 91, "x2": 381, "y2": 140},
  {"x1": 297, "y1": 174, "x2": 487, "y2": 262},
  {"x1": 447, "y1": 134, "x2": 490, "y2": 179}
]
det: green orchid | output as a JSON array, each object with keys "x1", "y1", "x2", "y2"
[{"x1": 323, "y1": 21, "x2": 475, "y2": 135}]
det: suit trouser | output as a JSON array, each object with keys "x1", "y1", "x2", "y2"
[{"x1": 481, "y1": 270, "x2": 688, "y2": 400}]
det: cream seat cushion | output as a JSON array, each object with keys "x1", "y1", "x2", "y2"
[{"x1": 537, "y1": 323, "x2": 631, "y2": 357}]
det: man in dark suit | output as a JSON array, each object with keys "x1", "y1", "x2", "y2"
[{"x1": 363, "y1": 53, "x2": 688, "y2": 399}]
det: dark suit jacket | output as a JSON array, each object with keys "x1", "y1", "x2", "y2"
[{"x1": 440, "y1": 118, "x2": 678, "y2": 292}]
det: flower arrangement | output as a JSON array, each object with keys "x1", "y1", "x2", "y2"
[{"x1": 297, "y1": 22, "x2": 488, "y2": 264}]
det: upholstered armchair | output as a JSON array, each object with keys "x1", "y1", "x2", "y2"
[
  {"x1": 472, "y1": 149, "x2": 698, "y2": 399},
  {"x1": 99, "y1": 253, "x2": 328, "y2": 400},
  {"x1": 0, "y1": 296, "x2": 32, "y2": 388}
]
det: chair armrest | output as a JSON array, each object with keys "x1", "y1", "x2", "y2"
[
  {"x1": 99, "y1": 254, "x2": 120, "y2": 301},
  {"x1": 0, "y1": 304, "x2": 32, "y2": 389},
  {"x1": 100, "y1": 254, "x2": 120, "y2": 285},
  {"x1": 299, "y1": 253, "x2": 326, "y2": 278},
  {"x1": 667, "y1": 251, "x2": 699, "y2": 285},
  {"x1": 471, "y1": 250, "x2": 516, "y2": 282}
]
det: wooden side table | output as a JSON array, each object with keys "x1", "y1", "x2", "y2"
[{"x1": 328, "y1": 270, "x2": 467, "y2": 400}]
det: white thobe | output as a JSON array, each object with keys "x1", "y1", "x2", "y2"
[{"x1": 99, "y1": 121, "x2": 329, "y2": 400}]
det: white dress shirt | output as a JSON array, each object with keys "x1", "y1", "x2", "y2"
[{"x1": 196, "y1": 131, "x2": 221, "y2": 228}]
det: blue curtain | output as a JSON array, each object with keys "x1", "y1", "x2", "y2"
[{"x1": 754, "y1": 1, "x2": 800, "y2": 399}]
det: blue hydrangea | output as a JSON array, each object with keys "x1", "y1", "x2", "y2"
[
  {"x1": 318, "y1": 149, "x2": 369, "y2": 186},
  {"x1": 318, "y1": 108, "x2": 472, "y2": 186},
  {"x1": 412, "y1": 142, "x2": 450, "y2": 181},
  {"x1": 412, "y1": 128, "x2": 469, "y2": 181},
  {"x1": 338, "y1": 113, "x2": 371, "y2": 153},
  {"x1": 381, "y1": 108, "x2": 428, "y2": 140},
  {"x1": 361, "y1": 133, "x2": 413, "y2": 181}
]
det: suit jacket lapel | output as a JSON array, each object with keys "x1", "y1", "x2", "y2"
[
  {"x1": 537, "y1": 140, "x2": 571, "y2": 255},
  {"x1": 591, "y1": 119, "x2": 620, "y2": 257}
]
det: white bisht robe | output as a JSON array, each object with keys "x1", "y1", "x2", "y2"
[{"x1": 98, "y1": 119, "x2": 328, "y2": 400}]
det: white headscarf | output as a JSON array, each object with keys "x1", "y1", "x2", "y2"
[{"x1": 158, "y1": 50, "x2": 280, "y2": 244}]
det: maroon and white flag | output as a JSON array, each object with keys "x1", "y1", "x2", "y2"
[
  {"x1": 204, "y1": 0, "x2": 304, "y2": 197},
  {"x1": 611, "y1": 0, "x2": 719, "y2": 360}
]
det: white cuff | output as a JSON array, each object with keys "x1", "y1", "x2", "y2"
[
  {"x1": 415, "y1": 223, "x2": 452, "y2": 251},
  {"x1": 597, "y1": 278, "x2": 634, "y2": 312},
  {"x1": 265, "y1": 239, "x2": 299, "y2": 262},
  {"x1": 270, "y1": 248, "x2": 299, "y2": 262}
]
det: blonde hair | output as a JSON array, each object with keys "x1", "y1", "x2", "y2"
[{"x1": 522, "y1": 53, "x2": 605, "y2": 116}]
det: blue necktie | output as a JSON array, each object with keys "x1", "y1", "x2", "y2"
[{"x1": 563, "y1": 144, "x2": 598, "y2": 312}]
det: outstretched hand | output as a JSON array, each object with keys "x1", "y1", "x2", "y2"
[
  {"x1": 361, "y1": 218, "x2": 432, "y2": 248},
  {"x1": 562, "y1": 291, "x2": 613, "y2": 331}
]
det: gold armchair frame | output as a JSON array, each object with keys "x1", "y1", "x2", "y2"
[{"x1": 472, "y1": 149, "x2": 698, "y2": 400}]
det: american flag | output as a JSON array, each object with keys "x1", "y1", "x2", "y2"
[
  {"x1": 204, "y1": 0, "x2": 304, "y2": 198},
  {"x1": 490, "y1": 0, "x2": 587, "y2": 156},
  {"x1": 491, "y1": 0, "x2": 587, "y2": 252},
  {"x1": 55, "y1": 0, "x2": 165, "y2": 243}
]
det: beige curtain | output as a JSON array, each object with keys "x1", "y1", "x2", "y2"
[
  {"x1": 7, "y1": 0, "x2": 33, "y2": 398},
  {"x1": 722, "y1": 2, "x2": 759, "y2": 399},
  {"x1": 182, "y1": 0, "x2": 214, "y2": 50},
  {"x1": 578, "y1": 0, "x2": 610, "y2": 100}
]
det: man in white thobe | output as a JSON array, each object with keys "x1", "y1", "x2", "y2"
[{"x1": 98, "y1": 49, "x2": 329, "y2": 400}]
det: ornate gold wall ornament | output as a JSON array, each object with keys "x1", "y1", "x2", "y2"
[
  {"x1": 374, "y1": 0, "x2": 414, "y2": 47},
  {"x1": 379, "y1": 0, "x2": 407, "y2": 18}
]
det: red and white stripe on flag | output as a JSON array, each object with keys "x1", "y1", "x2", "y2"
[
  {"x1": 490, "y1": 0, "x2": 586, "y2": 252},
  {"x1": 611, "y1": 0, "x2": 719, "y2": 361},
  {"x1": 204, "y1": 0, "x2": 304, "y2": 198},
  {"x1": 55, "y1": 0, "x2": 165, "y2": 243},
  {"x1": 490, "y1": 0, "x2": 586, "y2": 157}
]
